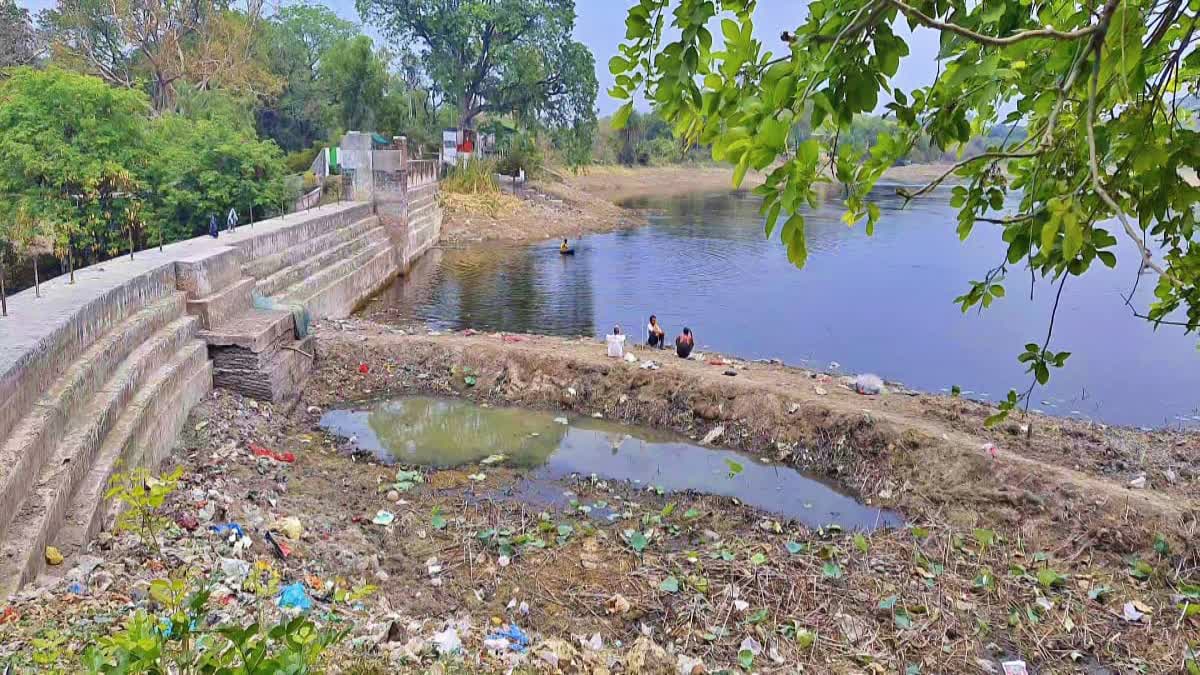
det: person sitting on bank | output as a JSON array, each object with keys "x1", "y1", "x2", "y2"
[
  {"x1": 606, "y1": 325, "x2": 626, "y2": 358},
  {"x1": 647, "y1": 314, "x2": 666, "y2": 349},
  {"x1": 675, "y1": 327, "x2": 695, "y2": 359}
]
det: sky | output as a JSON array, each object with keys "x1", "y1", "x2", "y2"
[{"x1": 18, "y1": 0, "x2": 941, "y2": 116}]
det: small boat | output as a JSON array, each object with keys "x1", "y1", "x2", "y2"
[{"x1": 559, "y1": 247, "x2": 575, "y2": 255}]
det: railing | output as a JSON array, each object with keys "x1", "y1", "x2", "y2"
[
  {"x1": 407, "y1": 159, "x2": 439, "y2": 188},
  {"x1": 293, "y1": 186, "x2": 322, "y2": 212}
]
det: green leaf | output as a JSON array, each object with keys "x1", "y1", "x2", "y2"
[
  {"x1": 785, "y1": 541, "x2": 805, "y2": 554},
  {"x1": 821, "y1": 561, "x2": 843, "y2": 579},
  {"x1": 683, "y1": 508, "x2": 702, "y2": 520},
  {"x1": 608, "y1": 56, "x2": 631, "y2": 74},
  {"x1": 725, "y1": 459, "x2": 743, "y2": 478},
  {"x1": 878, "y1": 595, "x2": 898, "y2": 610},
  {"x1": 795, "y1": 629, "x2": 816, "y2": 649},
  {"x1": 1063, "y1": 211, "x2": 1083, "y2": 260},
  {"x1": 745, "y1": 607, "x2": 769, "y2": 624},
  {"x1": 625, "y1": 530, "x2": 649, "y2": 553},
  {"x1": 612, "y1": 102, "x2": 634, "y2": 129},
  {"x1": 853, "y1": 533, "x2": 869, "y2": 554},
  {"x1": 658, "y1": 576, "x2": 680, "y2": 593},
  {"x1": 750, "y1": 552, "x2": 768, "y2": 565},
  {"x1": 1037, "y1": 568, "x2": 1066, "y2": 589},
  {"x1": 738, "y1": 648, "x2": 754, "y2": 670}
]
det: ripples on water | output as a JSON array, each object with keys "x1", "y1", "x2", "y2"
[{"x1": 362, "y1": 187, "x2": 1200, "y2": 428}]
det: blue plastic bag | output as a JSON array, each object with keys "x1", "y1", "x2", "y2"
[
  {"x1": 486, "y1": 624, "x2": 530, "y2": 653},
  {"x1": 277, "y1": 582, "x2": 313, "y2": 612}
]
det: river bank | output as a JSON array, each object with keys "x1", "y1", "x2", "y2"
[{"x1": 3, "y1": 320, "x2": 1194, "y2": 673}]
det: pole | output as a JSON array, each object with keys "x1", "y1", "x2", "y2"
[
  {"x1": 0, "y1": 259, "x2": 7, "y2": 317},
  {"x1": 33, "y1": 258, "x2": 39, "y2": 298}
]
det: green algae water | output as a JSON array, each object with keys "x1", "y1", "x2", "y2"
[{"x1": 320, "y1": 396, "x2": 899, "y2": 530}]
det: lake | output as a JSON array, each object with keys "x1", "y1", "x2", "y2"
[{"x1": 361, "y1": 187, "x2": 1200, "y2": 429}]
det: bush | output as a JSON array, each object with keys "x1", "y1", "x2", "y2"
[
  {"x1": 496, "y1": 133, "x2": 544, "y2": 178},
  {"x1": 443, "y1": 159, "x2": 499, "y2": 195}
]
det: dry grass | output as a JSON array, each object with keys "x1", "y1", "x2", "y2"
[{"x1": 438, "y1": 191, "x2": 525, "y2": 219}]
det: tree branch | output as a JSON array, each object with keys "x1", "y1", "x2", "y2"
[{"x1": 887, "y1": 0, "x2": 1103, "y2": 47}]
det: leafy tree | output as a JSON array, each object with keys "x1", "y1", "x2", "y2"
[
  {"x1": 319, "y1": 36, "x2": 389, "y2": 133},
  {"x1": 258, "y1": 2, "x2": 358, "y2": 150},
  {"x1": 144, "y1": 105, "x2": 286, "y2": 241},
  {"x1": 0, "y1": 68, "x2": 148, "y2": 277},
  {"x1": 40, "y1": 0, "x2": 276, "y2": 112},
  {"x1": 0, "y1": 0, "x2": 40, "y2": 70},
  {"x1": 356, "y1": 0, "x2": 598, "y2": 133},
  {"x1": 612, "y1": 0, "x2": 1200, "y2": 421}
]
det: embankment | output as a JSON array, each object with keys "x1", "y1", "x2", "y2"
[{"x1": 310, "y1": 324, "x2": 1198, "y2": 552}]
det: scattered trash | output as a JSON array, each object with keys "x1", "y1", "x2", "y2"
[
  {"x1": 468, "y1": 473, "x2": 487, "y2": 481},
  {"x1": 1164, "y1": 468, "x2": 1178, "y2": 483},
  {"x1": 1129, "y1": 474, "x2": 1147, "y2": 489},
  {"x1": 220, "y1": 558, "x2": 251, "y2": 585},
  {"x1": 263, "y1": 530, "x2": 292, "y2": 560},
  {"x1": 580, "y1": 632, "x2": 603, "y2": 651},
  {"x1": 273, "y1": 516, "x2": 303, "y2": 540},
  {"x1": 639, "y1": 360, "x2": 660, "y2": 370},
  {"x1": 372, "y1": 510, "x2": 396, "y2": 526},
  {"x1": 67, "y1": 582, "x2": 85, "y2": 595},
  {"x1": 432, "y1": 627, "x2": 463, "y2": 655},
  {"x1": 358, "y1": 363, "x2": 370, "y2": 374},
  {"x1": 982, "y1": 443, "x2": 999, "y2": 460},
  {"x1": 723, "y1": 369, "x2": 738, "y2": 376},
  {"x1": 485, "y1": 624, "x2": 530, "y2": 652},
  {"x1": 1002, "y1": 660, "x2": 1029, "y2": 675},
  {"x1": 701, "y1": 426, "x2": 724, "y2": 445},
  {"x1": 45, "y1": 546, "x2": 64, "y2": 566},
  {"x1": 624, "y1": 352, "x2": 638, "y2": 363},
  {"x1": 498, "y1": 555, "x2": 511, "y2": 567},
  {"x1": 0, "y1": 607, "x2": 18, "y2": 624},
  {"x1": 739, "y1": 636, "x2": 763, "y2": 656},
  {"x1": 829, "y1": 361, "x2": 841, "y2": 370},
  {"x1": 553, "y1": 417, "x2": 569, "y2": 425},
  {"x1": 813, "y1": 386, "x2": 828, "y2": 396},
  {"x1": 250, "y1": 443, "x2": 295, "y2": 463},
  {"x1": 209, "y1": 523, "x2": 246, "y2": 539},
  {"x1": 481, "y1": 453, "x2": 507, "y2": 464},
  {"x1": 606, "y1": 594, "x2": 632, "y2": 615},
  {"x1": 175, "y1": 513, "x2": 199, "y2": 531},
  {"x1": 277, "y1": 582, "x2": 313, "y2": 612},
  {"x1": 854, "y1": 373, "x2": 885, "y2": 395},
  {"x1": 1122, "y1": 601, "x2": 1145, "y2": 622}
]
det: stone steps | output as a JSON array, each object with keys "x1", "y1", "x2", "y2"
[
  {"x1": 253, "y1": 224, "x2": 388, "y2": 298},
  {"x1": 53, "y1": 352, "x2": 212, "y2": 565},
  {"x1": 279, "y1": 239, "x2": 397, "y2": 319},
  {"x1": 0, "y1": 293, "x2": 187, "y2": 545},
  {"x1": 0, "y1": 323, "x2": 206, "y2": 594},
  {"x1": 186, "y1": 277, "x2": 254, "y2": 330},
  {"x1": 241, "y1": 216, "x2": 379, "y2": 282}
]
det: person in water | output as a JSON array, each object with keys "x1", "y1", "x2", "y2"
[
  {"x1": 675, "y1": 327, "x2": 694, "y2": 359},
  {"x1": 647, "y1": 314, "x2": 666, "y2": 349},
  {"x1": 560, "y1": 238, "x2": 571, "y2": 253}
]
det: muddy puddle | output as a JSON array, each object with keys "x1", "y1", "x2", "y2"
[{"x1": 320, "y1": 396, "x2": 899, "y2": 530}]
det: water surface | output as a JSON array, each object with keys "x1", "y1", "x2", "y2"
[
  {"x1": 362, "y1": 188, "x2": 1200, "y2": 428},
  {"x1": 320, "y1": 396, "x2": 897, "y2": 529}
]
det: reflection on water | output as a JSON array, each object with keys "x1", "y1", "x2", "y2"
[
  {"x1": 320, "y1": 396, "x2": 898, "y2": 529},
  {"x1": 361, "y1": 188, "x2": 1200, "y2": 428}
]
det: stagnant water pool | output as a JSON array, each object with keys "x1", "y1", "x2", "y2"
[
  {"x1": 319, "y1": 396, "x2": 899, "y2": 530},
  {"x1": 361, "y1": 187, "x2": 1200, "y2": 429}
]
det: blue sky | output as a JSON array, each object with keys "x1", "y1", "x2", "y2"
[{"x1": 19, "y1": 0, "x2": 940, "y2": 116}]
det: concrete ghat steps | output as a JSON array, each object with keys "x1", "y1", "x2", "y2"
[
  {"x1": 186, "y1": 277, "x2": 254, "y2": 330},
  {"x1": 280, "y1": 241, "x2": 396, "y2": 319},
  {"x1": 241, "y1": 216, "x2": 380, "y2": 281},
  {"x1": 253, "y1": 225, "x2": 389, "y2": 298},
  {"x1": 54, "y1": 353, "x2": 212, "y2": 564},
  {"x1": 0, "y1": 293, "x2": 187, "y2": 544},
  {"x1": 0, "y1": 339, "x2": 209, "y2": 593}
]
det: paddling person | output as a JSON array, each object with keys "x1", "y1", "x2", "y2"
[
  {"x1": 675, "y1": 327, "x2": 694, "y2": 359},
  {"x1": 559, "y1": 238, "x2": 574, "y2": 255},
  {"x1": 647, "y1": 314, "x2": 666, "y2": 349}
]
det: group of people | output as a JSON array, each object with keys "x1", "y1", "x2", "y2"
[{"x1": 606, "y1": 314, "x2": 694, "y2": 360}]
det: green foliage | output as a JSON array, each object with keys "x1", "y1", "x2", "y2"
[
  {"x1": 83, "y1": 573, "x2": 347, "y2": 673},
  {"x1": 320, "y1": 36, "x2": 389, "y2": 133},
  {"x1": 496, "y1": 133, "x2": 545, "y2": 178},
  {"x1": 614, "y1": 0, "x2": 1200, "y2": 405},
  {"x1": 105, "y1": 466, "x2": 183, "y2": 556},
  {"x1": 443, "y1": 160, "x2": 500, "y2": 195},
  {"x1": 357, "y1": 0, "x2": 597, "y2": 134}
]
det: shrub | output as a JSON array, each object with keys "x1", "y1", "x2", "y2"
[{"x1": 443, "y1": 159, "x2": 499, "y2": 195}]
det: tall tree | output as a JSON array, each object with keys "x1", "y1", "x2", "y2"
[
  {"x1": 356, "y1": 0, "x2": 598, "y2": 131},
  {"x1": 613, "y1": 0, "x2": 1200, "y2": 422},
  {"x1": 319, "y1": 36, "x2": 389, "y2": 133},
  {"x1": 0, "y1": 0, "x2": 40, "y2": 70},
  {"x1": 259, "y1": 2, "x2": 357, "y2": 150},
  {"x1": 40, "y1": 0, "x2": 276, "y2": 112}
]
